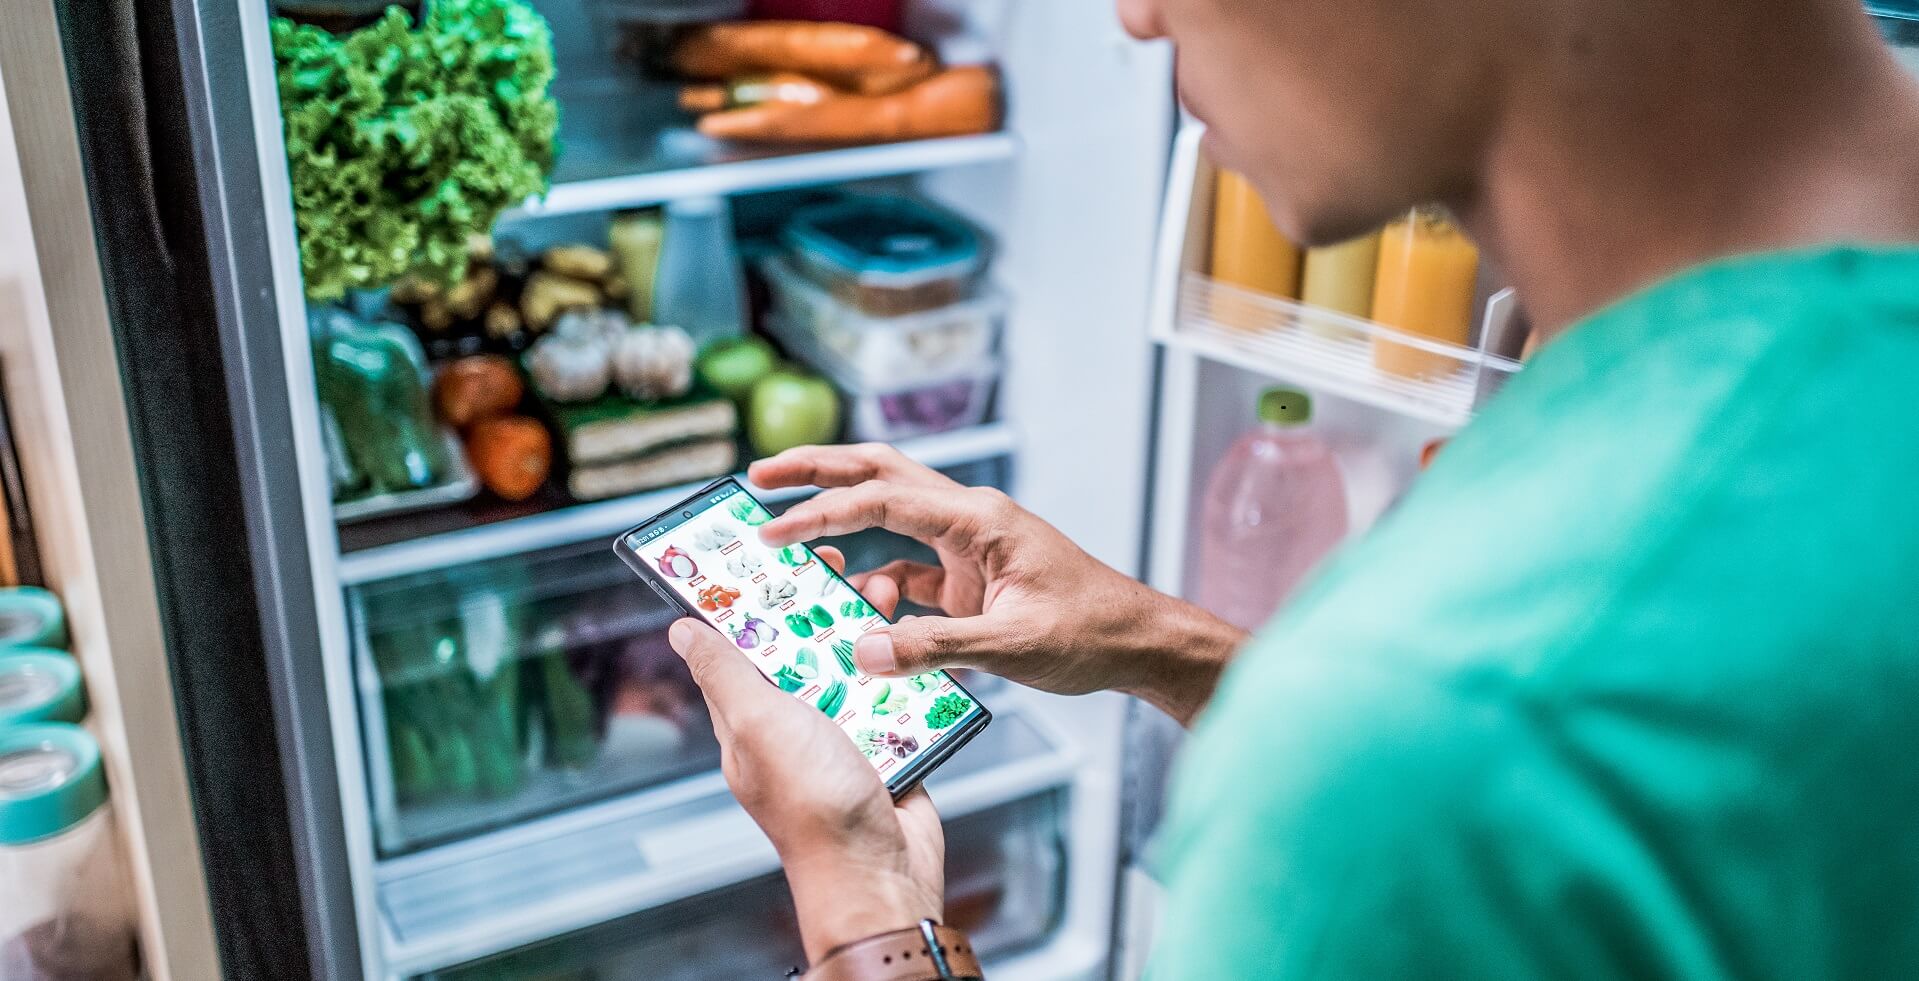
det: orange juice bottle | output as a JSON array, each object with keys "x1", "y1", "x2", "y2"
[
  {"x1": 1370, "y1": 206, "x2": 1480, "y2": 378},
  {"x1": 1208, "y1": 170, "x2": 1299, "y2": 328}
]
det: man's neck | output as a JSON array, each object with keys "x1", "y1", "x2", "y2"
[{"x1": 1453, "y1": 2, "x2": 1919, "y2": 337}]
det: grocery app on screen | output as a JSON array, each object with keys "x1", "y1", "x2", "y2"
[{"x1": 617, "y1": 480, "x2": 987, "y2": 787}]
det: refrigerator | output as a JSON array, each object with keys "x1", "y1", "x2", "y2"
[{"x1": 23, "y1": 1, "x2": 1917, "y2": 979}]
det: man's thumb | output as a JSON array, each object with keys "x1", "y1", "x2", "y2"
[
  {"x1": 669, "y1": 619, "x2": 771, "y2": 707},
  {"x1": 855, "y1": 615, "x2": 997, "y2": 677}
]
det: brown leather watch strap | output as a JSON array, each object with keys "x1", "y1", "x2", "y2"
[{"x1": 802, "y1": 921, "x2": 984, "y2": 981}]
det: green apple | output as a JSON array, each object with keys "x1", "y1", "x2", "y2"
[
  {"x1": 748, "y1": 368, "x2": 841, "y2": 456},
  {"x1": 696, "y1": 336, "x2": 778, "y2": 403}
]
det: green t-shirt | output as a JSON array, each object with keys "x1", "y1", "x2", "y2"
[{"x1": 1152, "y1": 247, "x2": 1919, "y2": 980}]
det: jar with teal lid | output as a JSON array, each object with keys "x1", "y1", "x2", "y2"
[
  {"x1": 0, "y1": 587, "x2": 68, "y2": 651},
  {"x1": 0, "y1": 724, "x2": 139, "y2": 980},
  {"x1": 0, "y1": 649, "x2": 86, "y2": 726}
]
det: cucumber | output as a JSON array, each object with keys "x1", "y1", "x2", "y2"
[
  {"x1": 816, "y1": 679, "x2": 847, "y2": 717},
  {"x1": 540, "y1": 650, "x2": 599, "y2": 769},
  {"x1": 386, "y1": 713, "x2": 438, "y2": 802}
]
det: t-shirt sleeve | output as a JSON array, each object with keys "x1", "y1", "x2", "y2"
[{"x1": 1145, "y1": 652, "x2": 1603, "y2": 981}]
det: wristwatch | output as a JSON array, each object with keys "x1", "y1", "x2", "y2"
[{"x1": 797, "y1": 919, "x2": 984, "y2": 981}]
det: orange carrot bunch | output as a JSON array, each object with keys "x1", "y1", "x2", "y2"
[{"x1": 673, "y1": 22, "x2": 1001, "y2": 145}]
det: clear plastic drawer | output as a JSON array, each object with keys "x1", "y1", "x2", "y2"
[{"x1": 418, "y1": 790, "x2": 1067, "y2": 980}]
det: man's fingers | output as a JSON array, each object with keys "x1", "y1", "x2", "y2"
[
  {"x1": 815, "y1": 545, "x2": 845, "y2": 576},
  {"x1": 667, "y1": 618, "x2": 783, "y2": 728},
  {"x1": 854, "y1": 613, "x2": 1005, "y2": 677},
  {"x1": 850, "y1": 572, "x2": 902, "y2": 620},
  {"x1": 759, "y1": 481, "x2": 995, "y2": 549},
  {"x1": 861, "y1": 560, "x2": 946, "y2": 610},
  {"x1": 896, "y1": 785, "x2": 940, "y2": 825},
  {"x1": 748, "y1": 443, "x2": 958, "y2": 492}
]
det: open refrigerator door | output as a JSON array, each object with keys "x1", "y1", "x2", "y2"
[{"x1": 1115, "y1": 123, "x2": 1526, "y2": 977}]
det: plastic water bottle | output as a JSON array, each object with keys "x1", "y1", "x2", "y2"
[
  {"x1": 653, "y1": 196, "x2": 748, "y2": 349},
  {"x1": 1195, "y1": 388, "x2": 1350, "y2": 630}
]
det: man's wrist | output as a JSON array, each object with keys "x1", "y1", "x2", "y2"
[
  {"x1": 786, "y1": 853, "x2": 941, "y2": 964},
  {"x1": 1117, "y1": 591, "x2": 1247, "y2": 726}
]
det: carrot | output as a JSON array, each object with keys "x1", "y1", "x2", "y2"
[
  {"x1": 679, "y1": 72, "x2": 838, "y2": 114},
  {"x1": 672, "y1": 22, "x2": 936, "y2": 96},
  {"x1": 696, "y1": 65, "x2": 1000, "y2": 145},
  {"x1": 466, "y1": 415, "x2": 551, "y2": 502}
]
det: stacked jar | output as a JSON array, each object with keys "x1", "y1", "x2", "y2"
[{"x1": 0, "y1": 587, "x2": 141, "y2": 981}]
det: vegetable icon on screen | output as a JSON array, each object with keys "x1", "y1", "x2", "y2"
[
  {"x1": 816, "y1": 679, "x2": 847, "y2": 716},
  {"x1": 728, "y1": 496, "x2": 772, "y2": 526},
  {"x1": 729, "y1": 614, "x2": 775, "y2": 649},
  {"x1": 691, "y1": 523, "x2": 737, "y2": 551},
  {"x1": 759, "y1": 579, "x2": 797, "y2": 608},
  {"x1": 726, "y1": 551, "x2": 765, "y2": 577},
  {"x1": 698, "y1": 584, "x2": 742, "y2": 611},
  {"x1": 832, "y1": 639, "x2": 858, "y2": 677},
  {"x1": 925, "y1": 693, "x2": 974, "y2": 729},
  {"x1": 871, "y1": 683, "x2": 907, "y2": 717},
  {"x1": 772, "y1": 665, "x2": 807, "y2": 692},
  {"x1": 656, "y1": 546, "x2": 698, "y2": 579}
]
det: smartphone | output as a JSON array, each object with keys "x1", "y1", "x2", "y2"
[{"x1": 613, "y1": 477, "x2": 991, "y2": 798}]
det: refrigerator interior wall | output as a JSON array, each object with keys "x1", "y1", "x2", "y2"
[{"x1": 418, "y1": 790, "x2": 1067, "y2": 980}]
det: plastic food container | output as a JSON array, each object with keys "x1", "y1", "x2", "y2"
[
  {"x1": 767, "y1": 316, "x2": 997, "y2": 441},
  {"x1": 0, "y1": 650, "x2": 86, "y2": 726},
  {"x1": 782, "y1": 198, "x2": 986, "y2": 317},
  {"x1": 0, "y1": 724, "x2": 140, "y2": 981},
  {"x1": 759, "y1": 256, "x2": 1004, "y2": 385}
]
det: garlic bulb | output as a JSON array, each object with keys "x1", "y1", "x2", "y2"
[
  {"x1": 524, "y1": 328, "x2": 611, "y2": 403},
  {"x1": 612, "y1": 324, "x2": 696, "y2": 402}
]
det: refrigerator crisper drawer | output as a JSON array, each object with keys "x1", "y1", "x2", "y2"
[
  {"x1": 378, "y1": 707, "x2": 1075, "y2": 975},
  {"x1": 418, "y1": 790, "x2": 1068, "y2": 981},
  {"x1": 347, "y1": 538, "x2": 721, "y2": 856}
]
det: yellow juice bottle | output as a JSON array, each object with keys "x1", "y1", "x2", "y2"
[
  {"x1": 1208, "y1": 170, "x2": 1300, "y2": 328},
  {"x1": 1300, "y1": 231, "x2": 1382, "y2": 335},
  {"x1": 1370, "y1": 207, "x2": 1480, "y2": 378}
]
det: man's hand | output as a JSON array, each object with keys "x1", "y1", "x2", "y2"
[
  {"x1": 750, "y1": 444, "x2": 1248, "y2": 726},
  {"x1": 667, "y1": 546, "x2": 942, "y2": 964}
]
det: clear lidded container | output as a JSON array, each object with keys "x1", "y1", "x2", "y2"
[
  {"x1": 0, "y1": 650, "x2": 86, "y2": 727},
  {"x1": 781, "y1": 197, "x2": 987, "y2": 318},
  {"x1": 758, "y1": 255, "x2": 1004, "y2": 386},
  {"x1": 0, "y1": 724, "x2": 140, "y2": 981}
]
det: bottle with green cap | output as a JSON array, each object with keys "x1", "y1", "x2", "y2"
[
  {"x1": 1195, "y1": 387, "x2": 1351, "y2": 630},
  {"x1": 0, "y1": 723, "x2": 140, "y2": 980}
]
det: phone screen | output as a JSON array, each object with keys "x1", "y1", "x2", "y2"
[{"x1": 615, "y1": 479, "x2": 989, "y2": 791}]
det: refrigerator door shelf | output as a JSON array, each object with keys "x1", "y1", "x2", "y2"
[
  {"x1": 417, "y1": 790, "x2": 1068, "y2": 981},
  {"x1": 1148, "y1": 125, "x2": 1521, "y2": 430},
  {"x1": 377, "y1": 703, "x2": 1080, "y2": 977}
]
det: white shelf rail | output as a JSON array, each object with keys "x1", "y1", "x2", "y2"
[
  {"x1": 505, "y1": 133, "x2": 1021, "y2": 219},
  {"x1": 338, "y1": 423, "x2": 1021, "y2": 585}
]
